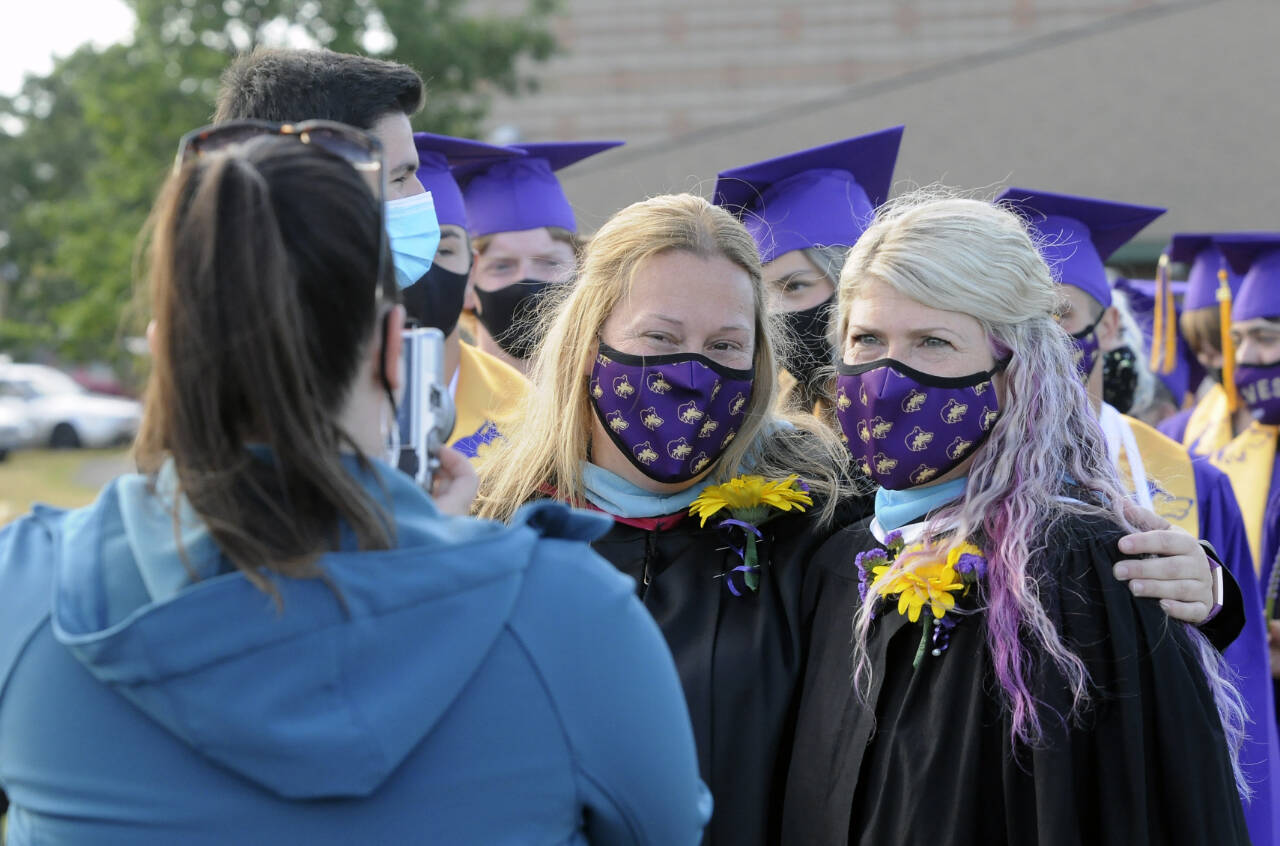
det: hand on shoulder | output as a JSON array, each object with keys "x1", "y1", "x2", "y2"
[{"x1": 1112, "y1": 501, "x2": 1216, "y2": 625}]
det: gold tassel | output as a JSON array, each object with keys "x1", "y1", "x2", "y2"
[
  {"x1": 1161, "y1": 265, "x2": 1177, "y2": 375},
  {"x1": 1150, "y1": 255, "x2": 1167, "y2": 371},
  {"x1": 1150, "y1": 254, "x2": 1176, "y2": 373},
  {"x1": 1218, "y1": 267, "x2": 1239, "y2": 412}
]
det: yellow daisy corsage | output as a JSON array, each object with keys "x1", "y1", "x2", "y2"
[
  {"x1": 870, "y1": 556, "x2": 965, "y2": 623},
  {"x1": 689, "y1": 474, "x2": 813, "y2": 594},
  {"x1": 856, "y1": 537, "x2": 987, "y2": 666},
  {"x1": 689, "y1": 474, "x2": 813, "y2": 527}
]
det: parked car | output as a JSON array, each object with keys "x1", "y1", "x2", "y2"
[
  {"x1": 0, "y1": 389, "x2": 35, "y2": 461},
  {"x1": 0, "y1": 363, "x2": 141, "y2": 449},
  {"x1": 70, "y1": 364, "x2": 136, "y2": 398}
]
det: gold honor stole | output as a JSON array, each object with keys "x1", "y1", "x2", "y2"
[
  {"x1": 1209, "y1": 421, "x2": 1279, "y2": 571},
  {"x1": 1183, "y1": 384, "x2": 1234, "y2": 456},
  {"x1": 448, "y1": 342, "x2": 530, "y2": 463},
  {"x1": 1116, "y1": 415, "x2": 1200, "y2": 538}
]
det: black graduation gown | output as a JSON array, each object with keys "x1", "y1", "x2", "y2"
[
  {"x1": 590, "y1": 495, "x2": 869, "y2": 846},
  {"x1": 782, "y1": 512, "x2": 1251, "y2": 845}
]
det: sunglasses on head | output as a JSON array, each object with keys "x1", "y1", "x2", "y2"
[
  {"x1": 174, "y1": 119, "x2": 383, "y2": 176},
  {"x1": 173, "y1": 118, "x2": 393, "y2": 304}
]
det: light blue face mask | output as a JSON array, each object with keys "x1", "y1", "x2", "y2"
[{"x1": 385, "y1": 191, "x2": 441, "y2": 289}]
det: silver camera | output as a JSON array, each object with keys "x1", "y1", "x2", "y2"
[{"x1": 396, "y1": 327, "x2": 456, "y2": 491}]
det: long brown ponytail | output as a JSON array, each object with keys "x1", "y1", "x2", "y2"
[{"x1": 135, "y1": 136, "x2": 397, "y2": 597}]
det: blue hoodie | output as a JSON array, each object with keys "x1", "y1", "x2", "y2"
[{"x1": 0, "y1": 458, "x2": 710, "y2": 845}]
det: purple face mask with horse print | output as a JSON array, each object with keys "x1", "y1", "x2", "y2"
[
  {"x1": 590, "y1": 342, "x2": 754, "y2": 484},
  {"x1": 834, "y1": 357, "x2": 1005, "y2": 490}
]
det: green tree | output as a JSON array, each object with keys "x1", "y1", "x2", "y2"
[
  {"x1": 0, "y1": 0, "x2": 559, "y2": 372},
  {"x1": 0, "y1": 48, "x2": 101, "y2": 354}
]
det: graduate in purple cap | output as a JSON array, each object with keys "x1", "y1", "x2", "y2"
[
  {"x1": 408, "y1": 132, "x2": 531, "y2": 462},
  {"x1": 1214, "y1": 235, "x2": 1280, "y2": 796},
  {"x1": 1000, "y1": 189, "x2": 1277, "y2": 845},
  {"x1": 458, "y1": 141, "x2": 623, "y2": 374},
  {"x1": 1156, "y1": 234, "x2": 1248, "y2": 448},
  {"x1": 1213, "y1": 236, "x2": 1280, "y2": 765},
  {"x1": 714, "y1": 127, "x2": 903, "y2": 410},
  {"x1": 1212, "y1": 235, "x2": 1280, "y2": 604}
]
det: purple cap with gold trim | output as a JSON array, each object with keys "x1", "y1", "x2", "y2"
[
  {"x1": 712, "y1": 126, "x2": 903, "y2": 263},
  {"x1": 457, "y1": 140, "x2": 624, "y2": 236},
  {"x1": 997, "y1": 187, "x2": 1166, "y2": 308}
]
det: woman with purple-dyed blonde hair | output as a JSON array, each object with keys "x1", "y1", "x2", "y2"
[{"x1": 782, "y1": 192, "x2": 1250, "y2": 844}]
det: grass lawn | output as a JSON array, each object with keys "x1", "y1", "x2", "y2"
[{"x1": 0, "y1": 448, "x2": 133, "y2": 526}]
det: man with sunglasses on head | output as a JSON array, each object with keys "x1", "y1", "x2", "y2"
[{"x1": 215, "y1": 48, "x2": 529, "y2": 464}]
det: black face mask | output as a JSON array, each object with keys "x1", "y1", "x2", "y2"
[
  {"x1": 401, "y1": 263, "x2": 469, "y2": 337},
  {"x1": 474, "y1": 279, "x2": 556, "y2": 360},
  {"x1": 779, "y1": 295, "x2": 836, "y2": 385},
  {"x1": 1102, "y1": 346, "x2": 1139, "y2": 413}
]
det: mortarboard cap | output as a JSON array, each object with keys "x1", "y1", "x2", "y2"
[
  {"x1": 712, "y1": 126, "x2": 904, "y2": 264},
  {"x1": 1165, "y1": 233, "x2": 1243, "y2": 312},
  {"x1": 996, "y1": 187, "x2": 1166, "y2": 308},
  {"x1": 457, "y1": 140, "x2": 624, "y2": 236},
  {"x1": 1216, "y1": 234, "x2": 1280, "y2": 323},
  {"x1": 413, "y1": 132, "x2": 525, "y2": 230}
]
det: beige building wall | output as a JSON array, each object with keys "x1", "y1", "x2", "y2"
[
  {"x1": 468, "y1": 0, "x2": 1277, "y2": 244},
  {"x1": 476, "y1": 0, "x2": 1173, "y2": 147}
]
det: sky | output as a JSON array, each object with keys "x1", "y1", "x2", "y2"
[{"x1": 0, "y1": 0, "x2": 136, "y2": 96}]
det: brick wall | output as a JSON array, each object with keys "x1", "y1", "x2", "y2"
[{"x1": 471, "y1": 0, "x2": 1173, "y2": 146}]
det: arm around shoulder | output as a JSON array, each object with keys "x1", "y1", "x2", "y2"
[{"x1": 510, "y1": 534, "x2": 711, "y2": 846}]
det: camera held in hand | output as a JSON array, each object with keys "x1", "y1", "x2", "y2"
[{"x1": 397, "y1": 327, "x2": 456, "y2": 492}]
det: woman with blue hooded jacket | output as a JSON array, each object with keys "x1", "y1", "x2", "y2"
[{"x1": 0, "y1": 126, "x2": 708, "y2": 845}]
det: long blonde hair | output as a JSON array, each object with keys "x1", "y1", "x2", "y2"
[
  {"x1": 477, "y1": 193, "x2": 848, "y2": 522},
  {"x1": 840, "y1": 192, "x2": 1246, "y2": 784}
]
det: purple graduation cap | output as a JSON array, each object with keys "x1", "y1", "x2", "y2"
[
  {"x1": 996, "y1": 187, "x2": 1166, "y2": 307},
  {"x1": 1216, "y1": 234, "x2": 1280, "y2": 322},
  {"x1": 712, "y1": 126, "x2": 904, "y2": 263},
  {"x1": 1113, "y1": 276, "x2": 1196, "y2": 403},
  {"x1": 1166, "y1": 233, "x2": 1244, "y2": 312},
  {"x1": 414, "y1": 132, "x2": 525, "y2": 230},
  {"x1": 457, "y1": 140, "x2": 624, "y2": 237}
]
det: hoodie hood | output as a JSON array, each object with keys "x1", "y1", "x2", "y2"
[{"x1": 47, "y1": 456, "x2": 610, "y2": 800}]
